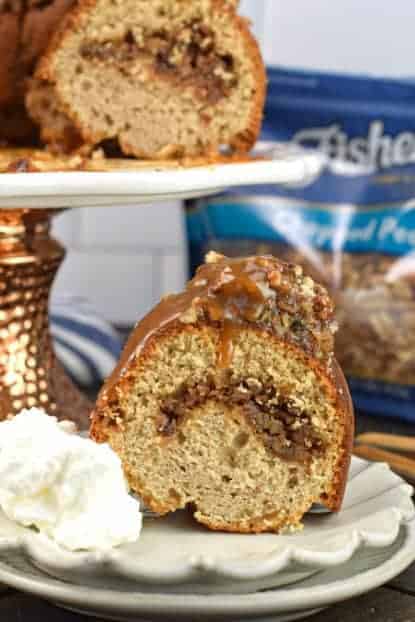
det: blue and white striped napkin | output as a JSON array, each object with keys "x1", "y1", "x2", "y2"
[{"x1": 50, "y1": 297, "x2": 123, "y2": 389}]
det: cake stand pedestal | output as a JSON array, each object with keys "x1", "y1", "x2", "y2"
[
  {"x1": 0, "y1": 144, "x2": 324, "y2": 427},
  {"x1": 0, "y1": 208, "x2": 92, "y2": 427}
]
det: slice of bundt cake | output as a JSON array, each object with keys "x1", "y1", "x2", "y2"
[
  {"x1": 34, "y1": 0, "x2": 266, "y2": 157},
  {"x1": 91, "y1": 252, "x2": 354, "y2": 534}
]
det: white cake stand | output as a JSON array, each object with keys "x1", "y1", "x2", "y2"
[{"x1": 0, "y1": 143, "x2": 324, "y2": 426}]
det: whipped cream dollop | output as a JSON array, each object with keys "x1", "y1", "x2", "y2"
[{"x1": 0, "y1": 409, "x2": 142, "y2": 551}]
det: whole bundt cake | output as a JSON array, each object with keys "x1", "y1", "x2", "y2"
[
  {"x1": 33, "y1": 0, "x2": 266, "y2": 157},
  {"x1": 91, "y1": 252, "x2": 354, "y2": 534},
  {"x1": 0, "y1": 0, "x2": 75, "y2": 144}
]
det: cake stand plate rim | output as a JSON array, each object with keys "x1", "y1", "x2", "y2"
[{"x1": 0, "y1": 143, "x2": 325, "y2": 209}]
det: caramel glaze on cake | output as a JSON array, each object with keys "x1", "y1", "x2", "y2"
[{"x1": 91, "y1": 252, "x2": 354, "y2": 534}]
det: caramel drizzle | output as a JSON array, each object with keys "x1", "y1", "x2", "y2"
[
  {"x1": 219, "y1": 320, "x2": 238, "y2": 368},
  {"x1": 102, "y1": 257, "x2": 272, "y2": 394},
  {"x1": 100, "y1": 254, "x2": 338, "y2": 404},
  {"x1": 200, "y1": 260, "x2": 268, "y2": 368}
]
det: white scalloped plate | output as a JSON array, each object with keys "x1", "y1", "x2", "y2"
[
  {"x1": 0, "y1": 507, "x2": 413, "y2": 621},
  {"x1": 0, "y1": 457, "x2": 412, "y2": 596},
  {"x1": 0, "y1": 143, "x2": 325, "y2": 209}
]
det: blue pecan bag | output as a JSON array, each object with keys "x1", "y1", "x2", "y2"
[{"x1": 186, "y1": 68, "x2": 415, "y2": 422}]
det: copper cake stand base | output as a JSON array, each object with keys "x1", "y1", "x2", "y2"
[{"x1": 0, "y1": 209, "x2": 91, "y2": 428}]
